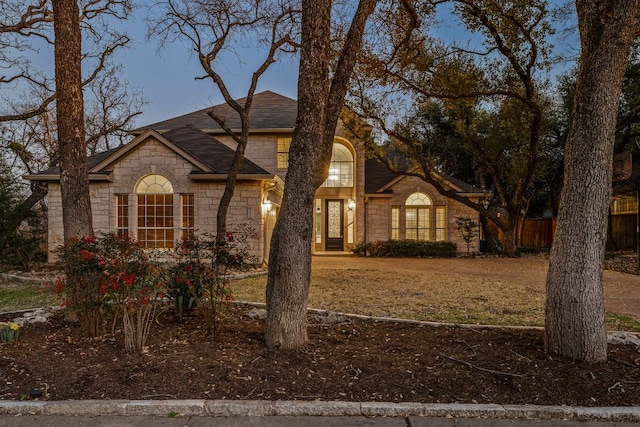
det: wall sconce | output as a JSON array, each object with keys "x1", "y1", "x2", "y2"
[
  {"x1": 262, "y1": 198, "x2": 272, "y2": 211},
  {"x1": 348, "y1": 199, "x2": 356, "y2": 211}
]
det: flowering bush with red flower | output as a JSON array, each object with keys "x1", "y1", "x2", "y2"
[
  {"x1": 55, "y1": 233, "x2": 164, "y2": 351},
  {"x1": 169, "y1": 226, "x2": 257, "y2": 337},
  {"x1": 54, "y1": 236, "x2": 111, "y2": 337}
]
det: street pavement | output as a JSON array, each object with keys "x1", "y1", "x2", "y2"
[{"x1": 1, "y1": 400, "x2": 639, "y2": 427}]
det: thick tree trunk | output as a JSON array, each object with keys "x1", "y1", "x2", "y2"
[
  {"x1": 264, "y1": 0, "x2": 378, "y2": 349},
  {"x1": 545, "y1": 0, "x2": 640, "y2": 362},
  {"x1": 501, "y1": 220, "x2": 518, "y2": 258},
  {"x1": 264, "y1": 0, "x2": 331, "y2": 350},
  {"x1": 52, "y1": 0, "x2": 93, "y2": 241}
]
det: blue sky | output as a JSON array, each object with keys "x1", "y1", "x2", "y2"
[
  {"x1": 114, "y1": 1, "x2": 578, "y2": 127},
  {"x1": 118, "y1": 12, "x2": 300, "y2": 126}
]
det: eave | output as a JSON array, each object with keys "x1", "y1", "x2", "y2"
[
  {"x1": 188, "y1": 173, "x2": 276, "y2": 181},
  {"x1": 24, "y1": 173, "x2": 113, "y2": 182}
]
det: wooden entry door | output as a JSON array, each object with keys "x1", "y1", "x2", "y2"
[{"x1": 325, "y1": 199, "x2": 344, "y2": 251}]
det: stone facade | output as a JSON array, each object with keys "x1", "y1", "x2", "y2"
[
  {"x1": 364, "y1": 176, "x2": 481, "y2": 253},
  {"x1": 39, "y1": 109, "x2": 482, "y2": 262},
  {"x1": 46, "y1": 137, "x2": 269, "y2": 262}
]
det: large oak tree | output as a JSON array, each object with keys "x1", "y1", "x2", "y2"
[
  {"x1": 545, "y1": 0, "x2": 640, "y2": 362},
  {"x1": 264, "y1": 0, "x2": 385, "y2": 349}
]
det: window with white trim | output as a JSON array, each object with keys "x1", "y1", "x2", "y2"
[
  {"x1": 136, "y1": 174, "x2": 174, "y2": 249},
  {"x1": 405, "y1": 192, "x2": 431, "y2": 240},
  {"x1": 277, "y1": 137, "x2": 292, "y2": 169},
  {"x1": 321, "y1": 143, "x2": 353, "y2": 188}
]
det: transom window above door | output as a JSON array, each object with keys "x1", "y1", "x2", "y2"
[{"x1": 322, "y1": 143, "x2": 353, "y2": 188}]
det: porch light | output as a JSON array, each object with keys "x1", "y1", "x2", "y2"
[
  {"x1": 348, "y1": 199, "x2": 356, "y2": 211},
  {"x1": 262, "y1": 198, "x2": 272, "y2": 211}
]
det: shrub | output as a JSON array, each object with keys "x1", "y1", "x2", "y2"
[
  {"x1": 0, "y1": 159, "x2": 45, "y2": 271},
  {"x1": 54, "y1": 233, "x2": 164, "y2": 352},
  {"x1": 352, "y1": 239, "x2": 457, "y2": 258},
  {"x1": 169, "y1": 226, "x2": 257, "y2": 337},
  {"x1": 455, "y1": 217, "x2": 480, "y2": 256},
  {"x1": 54, "y1": 235, "x2": 111, "y2": 337}
]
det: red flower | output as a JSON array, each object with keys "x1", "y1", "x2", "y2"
[
  {"x1": 184, "y1": 278, "x2": 191, "y2": 286},
  {"x1": 55, "y1": 277, "x2": 65, "y2": 294},
  {"x1": 122, "y1": 273, "x2": 136, "y2": 286},
  {"x1": 80, "y1": 250, "x2": 94, "y2": 260}
]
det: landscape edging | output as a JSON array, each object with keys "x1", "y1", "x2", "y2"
[{"x1": 0, "y1": 400, "x2": 639, "y2": 421}]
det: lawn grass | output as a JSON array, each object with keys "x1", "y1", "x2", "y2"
[
  {"x1": 0, "y1": 278, "x2": 57, "y2": 313},
  {"x1": 231, "y1": 270, "x2": 640, "y2": 332},
  {"x1": 2, "y1": 267, "x2": 640, "y2": 332}
]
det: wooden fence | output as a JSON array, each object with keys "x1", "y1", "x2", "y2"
[{"x1": 486, "y1": 215, "x2": 637, "y2": 251}]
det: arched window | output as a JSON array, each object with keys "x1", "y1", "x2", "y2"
[
  {"x1": 136, "y1": 174, "x2": 174, "y2": 248},
  {"x1": 405, "y1": 192, "x2": 431, "y2": 240},
  {"x1": 322, "y1": 143, "x2": 353, "y2": 187}
]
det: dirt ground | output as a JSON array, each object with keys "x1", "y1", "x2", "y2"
[
  {"x1": 1, "y1": 255, "x2": 639, "y2": 405},
  {"x1": 1, "y1": 304, "x2": 639, "y2": 406},
  {"x1": 311, "y1": 255, "x2": 640, "y2": 320}
]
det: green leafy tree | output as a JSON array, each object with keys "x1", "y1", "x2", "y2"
[
  {"x1": 0, "y1": 157, "x2": 43, "y2": 270},
  {"x1": 351, "y1": 0, "x2": 554, "y2": 257}
]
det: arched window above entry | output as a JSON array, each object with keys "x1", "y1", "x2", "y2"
[
  {"x1": 136, "y1": 174, "x2": 174, "y2": 194},
  {"x1": 322, "y1": 143, "x2": 354, "y2": 187},
  {"x1": 406, "y1": 192, "x2": 432, "y2": 206}
]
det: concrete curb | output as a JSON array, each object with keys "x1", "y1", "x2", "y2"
[{"x1": 1, "y1": 400, "x2": 639, "y2": 422}]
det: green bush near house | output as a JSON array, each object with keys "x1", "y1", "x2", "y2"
[{"x1": 352, "y1": 239, "x2": 457, "y2": 258}]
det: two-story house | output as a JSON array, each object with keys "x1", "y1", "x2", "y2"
[{"x1": 27, "y1": 91, "x2": 484, "y2": 263}]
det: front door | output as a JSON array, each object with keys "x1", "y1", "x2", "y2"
[{"x1": 325, "y1": 199, "x2": 344, "y2": 251}]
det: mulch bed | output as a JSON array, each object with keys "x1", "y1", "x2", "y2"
[{"x1": 1, "y1": 304, "x2": 639, "y2": 406}]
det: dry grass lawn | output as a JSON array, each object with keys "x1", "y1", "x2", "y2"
[
  {"x1": 233, "y1": 269, "x2": 544, "y2": 326},
  {"x1": 231, "y1": 255, "x2": 640, "y2": 330}
]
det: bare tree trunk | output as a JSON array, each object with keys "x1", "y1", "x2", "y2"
[
  {"x1": 501, "y1": 220, "x2": 518, "y2": 258},
  {"x1": 545, "y1": 0, "x2": 640, "y2": 362},
  {"x1": 264, "y1": 0, "x2": 378, "y2": 349},
  {"x1": 52, "y1": 0, "x2": 93, "y2": 241}
]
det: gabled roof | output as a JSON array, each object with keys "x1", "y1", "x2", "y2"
[
  {"x1": 365, "y1": 158, "x2": 485, "y2": 196},
  {"x1": 163, "y1": 126, "x2": 270, "y2": 175},
  {"x1": 26, "y1": 126, "x2": 272, "y2": 182},
  {"x1": 133, "y1": 91, "x2": 298, "y2": 134}
]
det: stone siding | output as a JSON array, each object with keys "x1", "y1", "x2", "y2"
[
  {"x1": 46, "y1": 138, "x2": 265, "y2": 261},
  {"x1": 364, "y1": 175, "x2": 481, "y2": 253}
]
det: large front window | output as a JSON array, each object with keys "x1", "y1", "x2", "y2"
[
  {"x1": 321, "y1": 143, "x2": 353, "y2": 188},
  {"x1": 136, "y1": 174, "x2": 174, "y2": 249},
  {"x1": 405, "y1": 192, "x2": 431, "y2": 240}
]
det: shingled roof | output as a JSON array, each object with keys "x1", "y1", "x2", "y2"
[
  {"x1": 134, "y1": 91, "x2": 297, "y2": 133},
  {"x1": 27, "y1": 147, "x2": 121, "y2": 177},
  {"x1": 365, "y1": 157, "x2": 483, "y2": 195},
  {"x1": 162, "y1": 126, "x2": 269, "y2": 175},
  {"x1": 26, "y1": 126, "x2": 271, "y2": 181}
]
